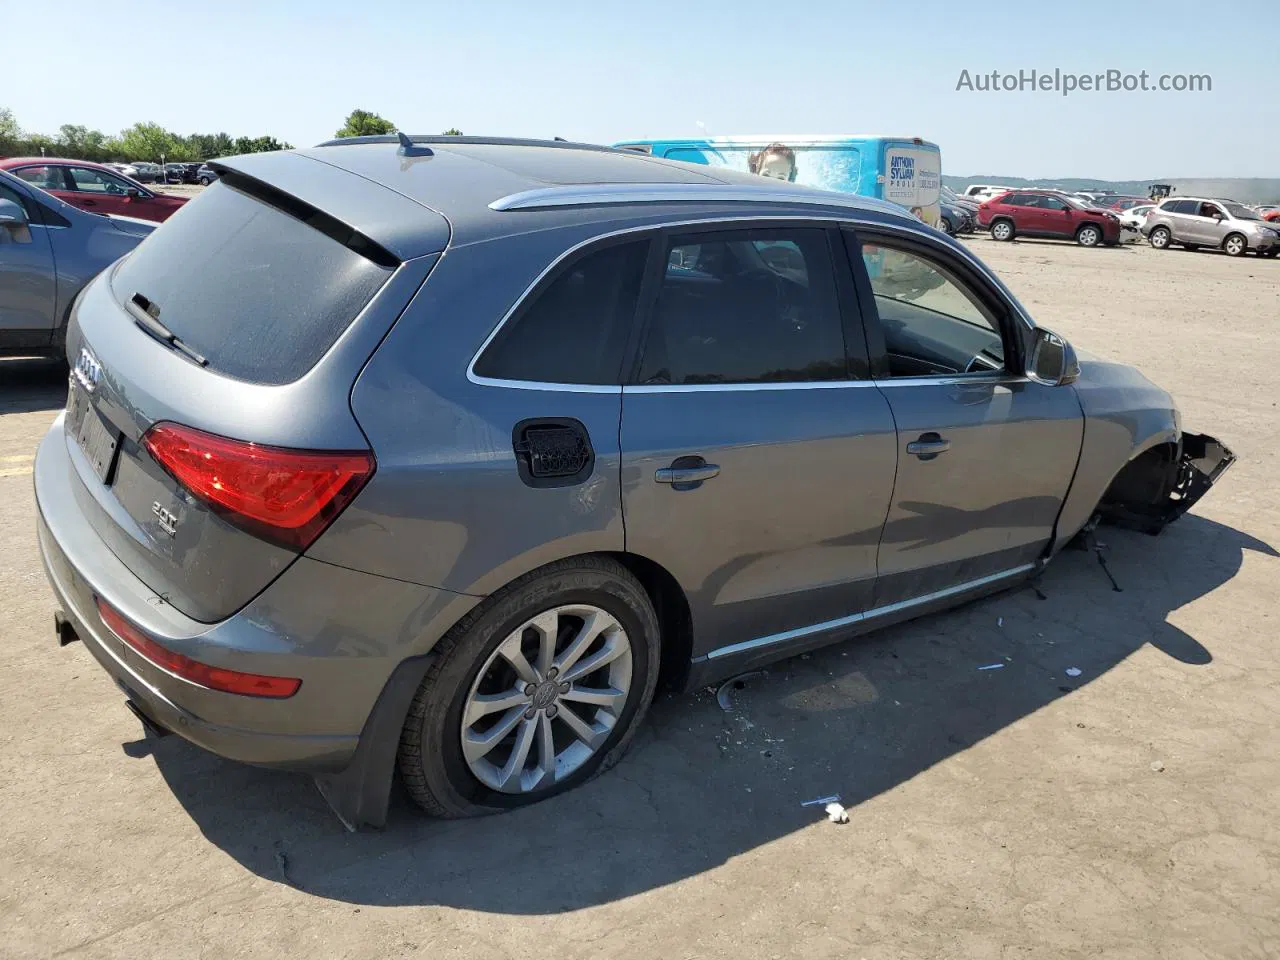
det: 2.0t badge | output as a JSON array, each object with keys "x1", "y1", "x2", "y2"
[{"x1": 151, "y1": 501, "x2": 179, "y2": 538}]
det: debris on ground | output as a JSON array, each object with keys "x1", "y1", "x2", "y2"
[
  {"x1": 715, "y1": 671, "x2": 764, "y2": 711},
  {"x1": 997, "y1": 617, "x2": 1004, "y2": 627},
  {"x1": 1151, "y1": 760, "x2": 1166, "y2": 773},
  {"x1": 1065, "y1": 667, "x2": 1083, "y2": 678},
  {"x1": 977, "y1": 663, "x2": 1005, "y2": 671},
  {"x1": 824, "y1": 802, "x2": 849, "y2": 824},
  {"x1": 801, "y1": 794, "x2": 841, "y2": 807}
]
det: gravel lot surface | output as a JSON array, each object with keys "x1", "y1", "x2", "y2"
[{"x1": 1, "y1": 236, "x2": 1277, "y2": 959}]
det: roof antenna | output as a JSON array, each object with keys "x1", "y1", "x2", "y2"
[{"x1": 396, "y1": 131, "x2": 434, "y2": 157}]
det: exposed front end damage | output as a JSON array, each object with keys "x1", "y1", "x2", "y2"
[{"x1": 1099, "y1": 433, "x2": 1236, "y2": 535}]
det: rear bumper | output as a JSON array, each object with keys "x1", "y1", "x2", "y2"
[{"x1": 35, "y1": 414, "x2": 471, "y2": 773}]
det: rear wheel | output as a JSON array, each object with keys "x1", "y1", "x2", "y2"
[
  {"x1": 398, "y1": 557, "x2": 661, "y2": 818},
  {"x1": 198, "y1": 176, "x2": 212, "y2": 186},
  {"x1": 1223, "y1": 233, "x2": 1247, "y2": 257},
  {"x1": 1148, "y1": 226, "x2": 1171, "y2": 249},
  {"x1": 990, "y1": 219, "x2": 1015, "y2": 242}
]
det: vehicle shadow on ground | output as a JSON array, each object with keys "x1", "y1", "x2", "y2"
[
  {"x1": 0, "y1": 358, "x2": 67, "y2": 414},
  {"x1": 137, "y1": 513, "x2": 1273, "y2": 912}
]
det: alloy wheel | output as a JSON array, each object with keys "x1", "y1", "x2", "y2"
[{"x1": 460, "y1": 605, "x2": 633, "y2": 794}]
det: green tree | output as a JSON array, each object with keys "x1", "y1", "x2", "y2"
[
  {"x1": 56, "y1": 124, "x2": 111, "y2": 161},
  {"x1": 335, "y1": 109, "x2": 396, "y2": 138},
  {"x1": 0, "y1": 107, "x2": 21, "y2": 154},
  {"x1": 231, "y1": 135, "x2": 290, "y2": 155},
  {"x1": 186, "y1": 132, "x2": 236, "y2": 160},
  {"x1": 442, "y1": 128, "x2": 463, "y2": 136},
  {"x1": 118, "y1": 122, "x2": 178, "y2": 162}
]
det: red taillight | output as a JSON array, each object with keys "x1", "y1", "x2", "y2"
[
  {"x1": 142, "y1": 422, "x2": 374, "y2": 550},
  {"x1": 96, "y1": 597, "x2": 301, "y2": 698}
]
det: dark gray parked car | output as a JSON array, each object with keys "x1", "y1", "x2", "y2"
[
  {"x1": 35, "y1": 136, "x2": 1233, "y2": 829},
  {"x1": 1, "y1": 169, "x2": 155, "y2": 359}
]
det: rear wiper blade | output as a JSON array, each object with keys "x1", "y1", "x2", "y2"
[{"x1": 128, "y1": 293, "x2": 208, "y2": 367}]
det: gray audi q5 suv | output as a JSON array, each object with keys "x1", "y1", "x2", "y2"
[{"x1": 35, "y1": 136, "x2": 1233, "y2": 829}]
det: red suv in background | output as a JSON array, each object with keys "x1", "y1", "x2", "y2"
[
  {"x1": 977, "y1": 190, "x2": 1121, "y2": 247},
  {"x1": 0, "y1": 158, "x2": 187, "y2": 223}
]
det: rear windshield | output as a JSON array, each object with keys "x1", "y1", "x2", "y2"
[{"x1": 110, "y1": 181, "x2": 392, "y2": 385}]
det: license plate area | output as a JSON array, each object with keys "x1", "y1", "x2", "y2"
[{"x1": 66, "y1": 382, "x2": 121, "y2": 484}]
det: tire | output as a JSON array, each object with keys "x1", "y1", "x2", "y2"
[
  {"x1": 990, "y1": 219, "x2": 1015, "y2": 241},
  {"x1": 1076, "y1": 224, "x2": 1102, "y2": 247},
  {"x1": 398, "y1": 556, "x2": 661, "y2": 818},
  {"x1": 1223, "y1": 233, "x2": 1247, "y2": 257},
  {"x1": 941, "y1": 218, "x2": 955, "y2": 235},
  {"x1": 198, "y1": 176, "x2": 211, "y2": 186},
  {"x1": 1148, "y1": 226, "x2": 1171, "y2": 249}
]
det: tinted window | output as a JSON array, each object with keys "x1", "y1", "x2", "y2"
[
  {"x1": 0, "y1": 181, "x2": 32, "y2": 217},
  {"x1": 474, "y1": 241, "x2": 647, "y2": 385},
  {"x1": 1039, "y1": 195, "x2": 1068, "y2": 210},
  {"x1": 1169, "y1": 200, "x2": 1196, "y2": 214},
  {"x1": 68, "y1": 167, "x2": 133, "y2": 195},
  {"x1": 12, "y1": 165, "x2": 66, "y2": 190},
  {"x1": 110, "y1": 181, "x2": 392, "y2": 385},
  {"x1": 637, "y1": 228, "x2": 847, "y2": 385},
  {"x1": 861, "y1": 240, "x2": 1004, "y2": 378}
]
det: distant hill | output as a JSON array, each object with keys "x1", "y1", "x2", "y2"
[{"x1": 943, "y1": 176, "x2": 1280, "y2": 203}]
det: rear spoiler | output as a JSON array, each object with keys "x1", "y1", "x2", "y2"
[{"x1": 210, "y1": 165, "x2": 399, "y2": 269}]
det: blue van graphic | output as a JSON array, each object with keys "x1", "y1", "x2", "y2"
[{"x1": 612, "y1": 134, "x2": 943, "y2": 228}]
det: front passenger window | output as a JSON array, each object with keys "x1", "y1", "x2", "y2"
[{"x1": 860, "y1": 242, "x2": 1005, "y2": 378}]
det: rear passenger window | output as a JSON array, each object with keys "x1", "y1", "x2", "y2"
[
  {"x1": 474, "y1": 241, "x2": 647, "y2": 385},
  {"x1": 637, "y1": 228, "x2": 847, "y2": 385}
]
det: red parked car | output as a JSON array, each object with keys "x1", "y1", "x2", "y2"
[
  {"x1": 0, "y1": 158, "x2": 187, "y2": 223},
  {"x1": 977, "y1": 190, "x2": 1122, "y2": 247}
]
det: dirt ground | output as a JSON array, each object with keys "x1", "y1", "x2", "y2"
[{"x1": 1, "y1": 237, "x2": 1277, "y2": 959}]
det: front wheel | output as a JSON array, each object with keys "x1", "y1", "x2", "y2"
[
  {"x1": 1223, "y1": 234, "x2": 1247, "y2": 257},
  {"x1": 940, "y1": 218, "x2": 955, "y2": 235},
  {"x1": 990, "y1": 219, "x2": 1015, "y2": 242},
  {"x1": 198, "y1": 176, "x2": 211, "y2": 185},
  {"x1": 1076, "y1": 224, "x2": 1102, "y2": 247},
  {"x1": 1148, "y1": 226, "x2": 1171, "y2": 249},
  {"x1": 397, "y1": 557, "x2": 661, "y2": 818}
]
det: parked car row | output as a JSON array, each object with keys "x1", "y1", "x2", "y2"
[{"x1": 0, "y1": 158, "x2": 188, "y2": 223}]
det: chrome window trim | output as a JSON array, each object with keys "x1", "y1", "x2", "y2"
[
  {"x1": 466, "y1": 215, "x2": 1035, "y2": 393},
  {"x1": 624, "y1": 380, "x2": 880, "y2": 394},
  {"x1": 703, "y1": 563, "x2": 1037, "y2": 661}
]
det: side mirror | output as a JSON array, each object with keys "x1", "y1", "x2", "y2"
[
  {"x1": 1029, "y1": 327, "x2": 1080, "y2": 386},
  {"x1": 0, "y1": 198, "x2": 29, "y2": 226},
  {"x1": 126, "y1": 188, "x2": 141, "y2": 199}
]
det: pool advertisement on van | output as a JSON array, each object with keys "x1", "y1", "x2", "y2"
[{"x1": 630, "y1": 137, "x2": 943, "y2": 228}]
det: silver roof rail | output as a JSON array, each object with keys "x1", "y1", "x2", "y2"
[{"x1": 488, "y1": 182, "x2": 910, "y2": 215}]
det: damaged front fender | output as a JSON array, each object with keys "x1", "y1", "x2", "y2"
[{"x1": 1099, "y1": 433, "x2": 1236, "y2": 535}]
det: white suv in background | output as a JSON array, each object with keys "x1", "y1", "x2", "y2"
[{"x1": 1143, "y1": 197, "x2": 1280, "y2": 257}]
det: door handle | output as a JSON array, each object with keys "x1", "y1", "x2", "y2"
[
  {"x1": 906, "y1": 433, "x2": 950, "y2": 460},
  {"x1": 655, "y1": 456, "x2": 719, "y2": 490},
  {"x1": 80, "y1": 199, "x2": 96, "y2": 206}
]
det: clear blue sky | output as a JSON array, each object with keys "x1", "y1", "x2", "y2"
[{"x1": 7, "y1": 0, "x2": 1277, "y2": 179}]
